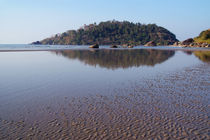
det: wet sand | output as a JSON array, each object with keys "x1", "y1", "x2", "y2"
[{"x1": 0, "y1": 63, "x2": 209, "y2": 139}]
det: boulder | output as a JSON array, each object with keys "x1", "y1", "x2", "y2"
[
  {"x1": 144, "y1": 41, "x2": 157, "y2": 46},
  {"x1": 110, "y1": 45, "x2": 118, "y2": 48},
  {"x1": 202, "y1": 43, "x2": 207, "y2": 47},
  {"x1": 31, "y1": 41, "x2": 41, "y2": 45},
  {"x1": 173, "y1": 42, "x2": 179, "y2": 46},
  {"x1": 128, "y1": 45, "x2": 134, "y2": 48},
  {"x1": 182, "y1": 38, "x2": 194, "y2": 45},
  {"x1": 89, "y1": 44, "x2": 99, "y2": 48},
  {"x1": 189, "y1": 43, "x2": 195, "y2": 47},
  {"x1": 197, "y1": 43, "x2": 202, "y2": 47}
]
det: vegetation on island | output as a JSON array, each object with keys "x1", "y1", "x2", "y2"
[
  {"x1": 173, "y1": 29, "x2": 210, "y2": 47},
  {"x1": 32, "y1": 20, "x2": 178, "y2": 46},
  {"x1": 194, "y1": 29, "x2": 210, "y2": 44}
]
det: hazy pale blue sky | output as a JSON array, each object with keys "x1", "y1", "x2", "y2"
[{"x1": 0, "y1": 0, "x2": 209, "y2": 44}]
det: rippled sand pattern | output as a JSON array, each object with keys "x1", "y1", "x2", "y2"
[{"x1": 0, "y1": 64, "x2": 209, "y2": 140}]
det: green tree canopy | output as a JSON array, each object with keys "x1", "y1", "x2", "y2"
[{"x1": 32, "y1": 20, "x2": 178, "y2": 46}]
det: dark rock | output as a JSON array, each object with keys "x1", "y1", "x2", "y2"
[
  {"x1": 31, "y1": 41, "x2": 41, "y2": 45},
  {"x1": 173, "y1": 42, "x2": 179, "y2": 46},
  {"x1": 189, "y1": 43, "x2": 195, "y2": 47},
  {"x1": 110, "y1": 45, "x2": 118, "y2": 48},
  {"x1": 144, "y1": 41, "x2": 157, "y2": 46},
  {"x1": 89, "y1": 44, "x2": 99, "y2": 48},
  {"x1": 182, "y1": 38, "x2": 194, "y2": 45}
]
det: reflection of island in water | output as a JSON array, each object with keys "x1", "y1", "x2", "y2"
[
  {"x1": 53, "y1": 49, "x2": 175, "y2": 69},
  {"x1": 194, "y1": 51, "x2": 210, "y2": 63},
  {"x1": 183, "y1": 50, "x2": 210, "y2": 63}
]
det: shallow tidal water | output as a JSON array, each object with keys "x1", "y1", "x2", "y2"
[{"x1": 0, "y1": 46, "x2": 209, "y2": 139}]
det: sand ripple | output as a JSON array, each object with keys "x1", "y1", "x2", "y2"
[{"x1": 0, "y1": 64, "x2": 209, "y2": 140}]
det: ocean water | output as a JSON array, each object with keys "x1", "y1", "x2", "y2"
[
  {"x1": 0, "y1": 46, "x2": 209, "y2": 111},
  {"x1": 0, "y1": 45, "x2": 209, "y2": 139}
]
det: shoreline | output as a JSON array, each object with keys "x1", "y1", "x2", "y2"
[{"x1": 0, "y1": 46, "x2": 210, "y2": 52}]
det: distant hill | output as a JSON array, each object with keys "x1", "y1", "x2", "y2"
[
  {"x1": 194, "y1": 29, "x2": 210, "y2": 44},
  {"x1": 32, "y1": 20, "x2": 178, "y2": 46}
]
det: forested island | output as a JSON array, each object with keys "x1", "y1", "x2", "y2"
[{"x1": 32, "y1": 20, "x2": 178, "y2": 46}]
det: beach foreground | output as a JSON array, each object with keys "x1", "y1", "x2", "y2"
[
  {"x1": 0, "y1": 49, "x2": 209, "y2": 139},
  {"x1": 0, "y1": 64, "x2": 209, "y2": 140}
]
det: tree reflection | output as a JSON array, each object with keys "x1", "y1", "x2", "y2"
[
  {"x1": 53, "y1": 49, "x2": 175, "y2": 69},
  {"x1": 194, "y1": 51, "x2": 210, "y2": 63}
]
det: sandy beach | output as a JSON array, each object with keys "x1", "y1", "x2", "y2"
[{"x1": 0, "y1": 60, "x2": 209, "y2": 139}]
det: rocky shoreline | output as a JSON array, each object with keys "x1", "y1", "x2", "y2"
[
  {"x1": 88, "y1": 39, "x2": 210, "y2": 48},
  {"x1": 172, "y1": 38, "x2": 210, "y2": 48}
]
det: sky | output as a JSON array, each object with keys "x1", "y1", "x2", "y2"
[{"x1": 0, "y1": 0, "x2": 210, "y2": 44}]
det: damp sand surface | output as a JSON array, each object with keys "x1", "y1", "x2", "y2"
[{"x1": 0, "y1": 48, "x2": 209, "y2": 139}]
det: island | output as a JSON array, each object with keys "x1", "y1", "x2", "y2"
[{"x1": 32, "y1": 20, "x2": 178, "y2": 46}]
